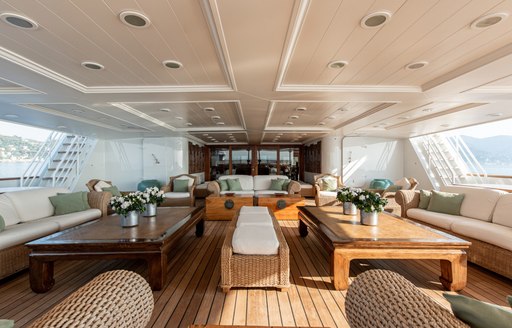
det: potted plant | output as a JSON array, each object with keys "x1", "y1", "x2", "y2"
[
  {"x1": 141, "y1": 186, "x2": 165, "y2": 217},
  {"x1": 110, "y1": 192, "x2": 145, "y2": 227},
  {"x1": 351, "y1": 190, "x2": 388, "y2": 225},
  {"x1": 336, "y1": 187, "x2": 362, "y2": 215}
]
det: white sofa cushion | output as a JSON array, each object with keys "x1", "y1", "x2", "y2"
[
  {"x1": 0, "y1": 220, "x2": 59, "y2": 250},
  {"x1": 240, "y1": 206, "x2": 268, "y2": 214},
  {"x1": 232, "y1": 225, "x2": 279, "y2": 255},
  {"x1": 441, "y1": 186, "x2": 506, "y2": 222},
  {"x1": 220, "y1": 190, "x2": 254, "y2": 196},
  {"x1": 93, "y1": 180, "x2": 112, "y2": 192},
  {"x1": 492, "y1": 193, "x2": 512, "y2": 228},
  {"x1": 318, "y1": 191, "x2": 337, "y2": 197},
  {"x1": 254, "y1": 190, "x2": 288, "y2": 196},
  {"x1": 407, "y1": 208, "x2": 462, "y2": 230},
  {"x1": 451, "y1": 217, "x2": 512, "y2": 252},
  {"x1": 253, "y1": 175, "x2": 289, "y2": 191},
  {"x1": 5, "y1": 188, "x2": 69, "y2": 222},
  {"x1": 237, "y1": 213, "x2": 273, "y2": 227},
  {"x1": 218, "y1": 175, "x2": 254, "y2": 191},
  {"x1": 0, "y1": 194, "x2": 20, "y2": 227},
  {"x1": 164, "y1": 192, "x2": 190, "y2": 198},
  {"x1": 37, "y1": 209, "x2": 102, "y2": 230}
]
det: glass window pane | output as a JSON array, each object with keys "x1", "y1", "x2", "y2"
[
  {"x1": 258, "y1": 148, "x2": 278, "y2": 175},
  {"x1": 232, "y1": 148, "x2": 252, "y2": 175},
  {"x1": 280, "y1": 147, "x2": 300, "y2": 179},
  {"x1": 210, "y1": 148, "x2": 229, "y2": 179}
]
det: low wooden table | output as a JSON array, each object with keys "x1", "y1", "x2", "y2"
[
  {"x1": 205, "y1": 194, "x2": 254, "y2": 220},
  {"x1": 257, "y1": 194, "x2": 305, "y2": 220},
  {"x1": 298, "y1": 206, "x2": 471, "y2": 291},
  {"x1": 26, "y1": 207, "x2": 204, "y2": 293}
]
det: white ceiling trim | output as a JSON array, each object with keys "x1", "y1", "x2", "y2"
[
  {"x1": 463, "y1": 86, "x2": 512, "y2": 94},
  {"x1": 0, "y1": 46, "x2": 234, "y2": 94},
  {"x1": 0, "y1": 87, "x2": 41, "y2": 95},
  {"x1": 110, "y1": 103, "x2": 176, "y2": 131},
  {"x1": 18, "y1": 103, "x2": 149, "y2": 132},
  {"x1": 273, "y1": 0, "x2": 310, "y2": 91},
  {"x1": 335, "y1": 103, "x2": 397, "y2": 129},
  {"x1": 276, "y1": 84, "x2": 421, "y2": 93},
  {"x1": 203, "y1": 0, "x2": 238, "y2": 91}
]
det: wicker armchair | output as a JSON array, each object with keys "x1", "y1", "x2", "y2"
[
  {"x1": 345, "y1": 269, "x2": 468, "y2": 328},
  {"x1": 161, "y1": 174, "x2": 198, "y2": 206},
  {"x1": 29, "y1": 270, "x2": 154, "y2": 328},
  {"x1": 220, "y1": 209, "x2": 290, "y2": 292},
  {"x1": 314, "y1": 174, "x2": 343, "y2": 206},
  {"x1": 382, "y1": 177, "x2": 418, "y2": 216}
]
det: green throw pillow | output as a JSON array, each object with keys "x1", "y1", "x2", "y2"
[
  {"x1": 384, "y1": 185, "x2": 402, "y2": 193},
  {"x1": 217, "y1": 179, "x2": 229, "y2": 192},
  {"x1": 227, "y1": 178, "x2": 242, "y2": 191},
  {"x1": 0, "y1": 214, "x2": 5, "y2": 232},
  {"x1": 419, "y1": 190, "x2": 432, "y2": 209},
  {"x1": 270, "y1": 179, "x2": 285, "y2": 191},
  {"x1": 173, "y1": 179, "x2": 189, "y2": 192},
  {"x1": 321, "y1": 177, "x2": 337, "y2": 191},
  {"x1": 0, "y1": 319, "x2": 14, "y2": 328},
  {"x1": 49, "y1": 192, "x2": 90, "y2": 215},
  {"x1": 427, "y1": 190, "x2": 464, "y2": 215},
  {"x1": 281, "y1": 179, "x2": 291, "y2": 191},
  {"x1": 444, "y1": 293, "x2": 512, "y2": 328},
  {"x1": 102, "y1": 185, "x2": 121, "y2": 197}
]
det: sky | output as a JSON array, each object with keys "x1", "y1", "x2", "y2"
[
  {"x1": 444, "y1": 118, "x2": 512, "y2": 138},
  {"x1": 0, "y1": 120, "x2": 51, "y2": 142}
]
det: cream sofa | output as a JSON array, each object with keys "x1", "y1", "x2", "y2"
[
  {"x1": 396, "y1": 185, "x2": 512, "y2": 280},
  {"x1": 207, "y1": 175, "x2": 301, "y2": 197},
  {"x1": 0, "y1": 187, "x2": 109, "y2": 280}
]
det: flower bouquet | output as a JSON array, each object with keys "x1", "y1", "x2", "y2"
[
  {"x1": 351, "y1": 190, "x2": 388, "y2": 225},
  {"x1": 140, "y1": 186, "x2": 164, "y2": 217},
  {"x1": 337, "y1": 187, "x2": 362, "y2": 215},
  {"x1": 110, "y1": 192, "x2": 145, "y2": 227}
]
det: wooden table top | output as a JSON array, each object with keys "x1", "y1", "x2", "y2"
[
  {"x1": 27, "y1": 206, "x2": 204, "y2": 245},
  {"x1": 298, "y1": 206, "x2": 470, "y2": 248}
]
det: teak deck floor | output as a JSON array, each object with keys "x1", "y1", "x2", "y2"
[{"x1": 1, "y1": 220, "x2": 511, "y2": 328}]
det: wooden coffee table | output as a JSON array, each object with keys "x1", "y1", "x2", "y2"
[
  {"x1": 205, "y1": 194, "x2": 254, "y2": 220},
  {"x1": 298, "y1": 206, "x2": 471, "y2": 291},
  {"x1": 257, "y1": 194, "x2": 305, "y2": 220},
  {"x1": 26, "y1": 207, "x2": 204, "y2": 293}
]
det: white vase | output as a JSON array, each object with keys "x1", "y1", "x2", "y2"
[
  {"x1": 343, "y1": 202, "x2": 357, "y2": 215},
  {"x1": 143, "y1": 203, "x2": 157, "y2": 217},
  {"x1": 360, "y1": 210, "x2": 379, "y2": 226},
  {"x1": 120, "y1": 210, "x2": 139, "y2": 227}
]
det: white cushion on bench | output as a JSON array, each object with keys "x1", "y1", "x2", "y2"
[
  {"x1": 451, "y1": 217, "x2": 512, "y2": 252},
  {"x1": 0, "y1": 220, "x2": 59, "y2": 250},
  {"x1": 232, "y1": 225, "x2": 279, "y2": 255},
  {"x1": 240, "y1": 206, "x2": 269, "y2": 214},
  {"x1": 164, "y1": 192, "x2": 190, "y2": 198},
  {"x1": 237, "y1": 213, "x2": 272, "y2": 227}
]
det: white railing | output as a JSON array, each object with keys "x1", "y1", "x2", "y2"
[
  {"x1": 445, "y1": 135, "x2": 487, "y2": 183},
  {"x1": 20, "y1": 132, "x2": 65, "y2": 187}
]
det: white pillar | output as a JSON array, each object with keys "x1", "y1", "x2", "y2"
[{"x1": 321, "y1": 136, "x2": 342, "y2": 175}]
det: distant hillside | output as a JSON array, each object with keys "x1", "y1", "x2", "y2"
[
  {"x1": 0, "y1": 135, "x2": 42, "y2": 161},
  {"x1": 461, "y1": 135, "x2": 512, "y2": 164}
]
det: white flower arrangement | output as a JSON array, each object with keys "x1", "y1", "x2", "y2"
[
  {"x1": 109, "y1": 192, "x2": 145, "y2": 216},
  {"x1": 336, "y1": 187, "x2": 363, "y2": 203},
  {"x1": 141, "y1": 186, "x2": 165, "y2": 205}
]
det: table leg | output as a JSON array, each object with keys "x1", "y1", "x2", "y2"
[
  {"x1": 29, "y1": 257, "x2": 55, "y2": 293},
  {"x1": 196, "y1": 219, "x2": 205, "y2": 237},
  {"x1": 147, "y1": 253, "x2": 167, "y2": 290},
  {"x1": 332, "y1": 250, "x2": 350, "y2": 290},
  {"x1": 439, "y1": 253, "x2": 467, "y2": 291},
  {"x1": 299, "y1": 219, "x2": 308, "y2": 237}
]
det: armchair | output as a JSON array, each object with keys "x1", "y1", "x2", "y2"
[
  {"x1": 161, "y1": 174, "x2": 198, "y2": 206},
  {"x1": 314, "y1": 174, "x2": 343, "y2": 206},
  {"x1": 382, "y1": 177, "x2": 418, "y2": 216}
]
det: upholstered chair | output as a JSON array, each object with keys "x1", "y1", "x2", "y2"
[
  {"x1": 161, "y1": 174, "x2": 198, "y2": 206},
  {"x1": 382, "y1": 177, "x2": 419, "y2": 215},
  {"x1": 314, "y1": 174, "x2": 343, "y2": 206}
]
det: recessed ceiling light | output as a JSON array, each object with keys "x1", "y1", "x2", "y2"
[
  {"x1": 290, "y1": 115, "x2": 299, "y2": 119},
  {"x1": 361, "y1": 11, "x2": 392, "y2": 29},
  {"x1": 216, "y1": 122, "x2": 225, "y2": 125},
  {"x1": 285, "y1": 122, "x2": 294, "y2": 125},
  {"x1": 397, "y1": 116, "x2": 410, "y2": 120},
  {"x1": 119, "y1": 11, "x2": 151, "y2": 28},
  {"x1": 72, "y1": 109, "x2": 85, "y2": 114},
  {"x1": 0, "y1": 13, "x2": 38, "y2": 30},
  {"x1": 328, "y1": 60, "x2": 348, "y2": 69},
  {"x1": 57, "y1": 125, "x2": 67, "y2": 129},
  {"x1": 214, "y1": 140, "x2": 219, "y2": 143},
  {"x1": 204, "y1": 107, "x2": 215, "y2": 112},
  {"x1": 318, "y1": 122, "x2": 326, "y2": 126},
  {"x1": 338, "y1": 108, "x2": 348, "y2": 112},
  {"x1": 203, "y1": 133, "x2": 208, "y2": 136},
  {"x1": 471, "y1": 13, "x2": 508, "y2": 29},
  {"x1": 4, "y1": 114, "x2": 18, "y2": 119},
  {"x1": 211, "y1": 115, "x2": 221, "y2": 120},
  {"x1": 160, "y1": 108, "x2": 171, "y2": 112},
  {"x1": 327, "y1": 116, "x2": 335, "y2": 120},
  {"x1": 301, "y1": 133, "x2": 307, "y2": 136},
  {"x1": 207, "y1": 136, "x2": 213, "y2": 139},
  {"x1": 186, "y1": 122, "x2": 192, "y2": 126},
  {"x1": 440, "y1": 124, "x2": 450, "y2": 127},
  {"x1": 227, "y1": 133, "x2": 232, "y2": 135},
  {"x1": 487, "y1": 113, "x2": 503, "y2": 117},
  {"x1": 422, "y1": 108, "x2": 434, "y2": 112},
  {"x1": 405, "y1": 61, "x2": 428, "y2": 70},
  {"x1": 98, "y1": 117, "x2": 109, "y2": 121},
  {"x1": 163, "y1": 60, "x2": 183, "y2": 69},
  {"x1": 175, "y1": 116, "x2": 183, "y2": 120},
  {"x1": 296, "y1": 107, "x2": 307, "y2": 112},
  {"x1": 81, "y1": 61, "x2": 104, "y2": 70}
]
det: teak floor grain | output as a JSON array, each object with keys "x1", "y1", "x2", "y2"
[{"x1": 1, "y1": 220, "x2": 511, "y2": 327}]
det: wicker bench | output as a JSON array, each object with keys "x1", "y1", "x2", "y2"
[
  {"x1": 220, "y1": 207, "x2": 290, "y2": 292},
  {"x1": 29, "y1": 270, "x2": 154, "y2": 328}
]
